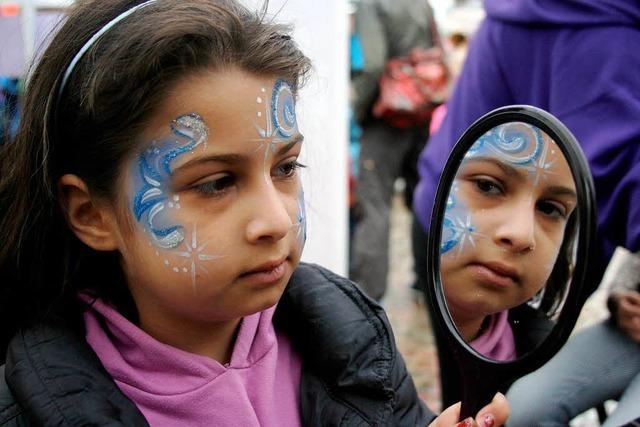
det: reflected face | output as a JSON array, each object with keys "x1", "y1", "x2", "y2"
[
  {"x1": 115, "y1": 68, "x2": 305, "y2": 324},
  {"x1": 440, "y1": 122, "x2": 577, "y2": 332}
]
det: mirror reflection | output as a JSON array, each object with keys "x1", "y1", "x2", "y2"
[{"x1": 439, "y1": 121, "x2": 579, "y2": 361}]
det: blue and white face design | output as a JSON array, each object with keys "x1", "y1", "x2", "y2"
[
  {"x1": 130, "y1": 113, "x2": 223, "y2": 288},
  {"x1": 132, "y1": 113, "x2": 208, "y2": 250},
  {"x1": 439, "y1": 121, "x2": 578, "y2": 343},
  {"x1": 126, "y1": 73, "x2": 305, "y2": 296}
]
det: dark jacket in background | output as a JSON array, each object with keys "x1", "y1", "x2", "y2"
[{"x1": 0, "y1": 263, "x2": 434, "y2": 426}]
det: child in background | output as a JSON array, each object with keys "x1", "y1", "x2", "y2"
[{"x1": 0, "y1": 1, "x2": 508, "y2": 425}]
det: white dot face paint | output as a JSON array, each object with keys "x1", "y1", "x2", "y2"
[{"x1": 439, "y1": 122, "x2": 578, "y2": 347}]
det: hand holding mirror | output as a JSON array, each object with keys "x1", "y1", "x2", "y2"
[{"x1": 425, "y1": 106, "x2": 597, "y2": 419}]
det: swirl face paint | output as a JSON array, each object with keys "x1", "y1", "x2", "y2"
[
  {"x1": 133, "y1": 113, "x2": 208, "y2": 249},
  {"x1": 131, "y1": 113, "x2": 223, "y2": 288}
]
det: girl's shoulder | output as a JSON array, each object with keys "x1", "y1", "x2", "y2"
[{"x1": 2, "y1": 324, "x2": 148, "y2": 426}]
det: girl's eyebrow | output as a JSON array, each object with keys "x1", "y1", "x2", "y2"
[
  {"x1": 466, "y1": 156, "x2": 524, "y2": 179},
  {"x1": 173, "y1": 135, "x2": 303, "y2": 172}
]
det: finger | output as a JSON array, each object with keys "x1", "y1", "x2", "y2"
[
  {"x1": 428, "y1": 402, "x2": 461, "y2": 426},
  {"x1": 475, "y1": 392, "x2": 510, "y2": 427},
  {"x1": 617, "y1": 298, "x2": 640, "y2": 318},
  {"x1": 624, "y1": 291, "x2": 640, "y2": 306}
]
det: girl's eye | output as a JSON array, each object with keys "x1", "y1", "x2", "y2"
[
  {"x1": 537, "y1": 200, "x2": 567, "y2": 220},
  {"x1": 194, "y1": 175, "x2": 235, "y2": 196},
  {"x1": 273, "y1": 160, "x2": 305, "y2": 178},
  {"x1": 473, "y1": 177, "x2": 503, "y2": 196}
]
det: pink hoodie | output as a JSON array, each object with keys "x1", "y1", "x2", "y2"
[
  {"x1": 470, "y1": 310, "x2": 516, "y2": 361},
  {"x1": 82, "y1": 297, "x2": 302, "y2": 426}
]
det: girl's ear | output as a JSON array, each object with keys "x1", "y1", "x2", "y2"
[{"x1": 58, "y1": 174, "x2": 120, "y2": 251}]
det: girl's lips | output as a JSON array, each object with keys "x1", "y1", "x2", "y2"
[
  {"x1": 239, "y1": 259, "x2": 287, "y2": 286},
  {"x1": 469, "y1": 262, "x2": 518, "y2": 289}
]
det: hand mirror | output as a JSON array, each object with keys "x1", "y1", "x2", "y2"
[{"x1": 425, "y1": 106, "x2": 597, "y2": 418}]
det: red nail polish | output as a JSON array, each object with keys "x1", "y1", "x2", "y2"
[
  {"x1": 456, "y1": 419, "x2": 473, "y2": 427},
  {"x1": 483, "y1": 413, "x2": 495, "y2": 427}
]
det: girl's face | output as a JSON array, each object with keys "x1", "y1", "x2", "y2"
[
  {"x1": 440, "y1": 122, "x2": 577, "y2": 327},
  {"x1": 115, "y1": 68, "x2": 305, "y2": 325}
]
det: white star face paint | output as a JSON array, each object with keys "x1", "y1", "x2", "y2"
[{"x1": 439, "y1": 121, "x2": 578, "y2": 340}]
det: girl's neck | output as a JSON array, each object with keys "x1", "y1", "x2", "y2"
[
  {"x1": 449, "y1": 308, "x2": 486, "y2": 342},
  {"x1": 138, "y1": 310, "x2": 242, "y2": 364}
]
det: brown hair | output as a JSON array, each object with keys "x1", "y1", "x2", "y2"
[{"x1": 0, "y1": 0, "x2": 311, "y2": 356}]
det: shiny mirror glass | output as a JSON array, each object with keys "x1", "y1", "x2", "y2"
[{"x1": 439, "y1": 121, "x2": 579, "y2": 362}]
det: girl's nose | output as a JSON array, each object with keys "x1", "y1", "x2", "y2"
[
  {"x1": 493, "y1": 200, "x2": 536, "y2": 254},
  {"x1": 245, "y1": 185, "x2": 292, "y2": 243}
]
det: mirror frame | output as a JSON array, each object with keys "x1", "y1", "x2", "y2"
[{"x1": 425, "y1": 105, "x2": 598, "y2": 417}]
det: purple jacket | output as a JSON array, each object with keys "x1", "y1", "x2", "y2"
[{"x1": 414, "y1": 0, "x2": 640, "y2": 282}]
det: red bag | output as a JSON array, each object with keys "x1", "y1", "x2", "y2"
[{"x1": 372, "y1": 46, "x2": 449, "y2": 129}]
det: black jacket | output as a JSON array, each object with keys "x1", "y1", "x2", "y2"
[{"x1": 0, "y1": 263, "x2": 435, "y2": 426}]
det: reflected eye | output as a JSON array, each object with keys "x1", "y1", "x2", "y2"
[
  {"x1": 194, "y1": 175, "x2": 235, "y2": 196},
  {"x1": 473, "y1": 177, "x2": 503, "y2": 196},
  {"x1": 537, "y1": 200, "x2": 567, "y2": 220},
  {"x1": 273, "y1": 160, "x2": 305, "y2": 178}
]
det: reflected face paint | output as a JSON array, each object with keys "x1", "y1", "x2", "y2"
[{"x1": 440, "y1": 122, "x2": 577, "y2": 323}]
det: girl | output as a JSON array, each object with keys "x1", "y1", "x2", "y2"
[
  {"x1": 0, "y1": 0, "x2": 508, "y2": 425},
  {"x1": 440, "y1": 121, "x2": 578, "y2": 360}
]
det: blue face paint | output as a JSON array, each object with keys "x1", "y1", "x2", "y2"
[
  {"x1": 294, "y1": 186, "x2": 307, "y2": 249},
  {"x1": 254, "y1": 80, "x2": 299, "y2": 152},
  {"x1": 442, "y1": 123, "x2": 557, "y2": 257},
  {"x1": 131, "y1": 113, "x2": 209, "y2": 249},
  {"x1": 271, "y1": 79, "x2": 298, "y2": 139},
  {"x1": 465, "y1": 122, "x2": 543, "y2": 165},
  {"x1": 440, "y1": 182, "x2": 479, "y2": 256}
]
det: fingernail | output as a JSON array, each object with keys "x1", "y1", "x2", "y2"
[
  {"x1": 456, "y1": 418, "x2": 474, "y2": 427},
  {"x1": 482, "y1": 413, "x2": 495, "y2": 427}
]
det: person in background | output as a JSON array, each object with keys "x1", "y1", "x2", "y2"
[
  {"x1": 507, "y1": 248, "x2": 640, "y2": 426},
  {"x1": 350, "y1": 0, "x2": 439, "y2": 300},
  {"x1": 412, "y1": 0, "x2": 640, "y2": 408}
]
